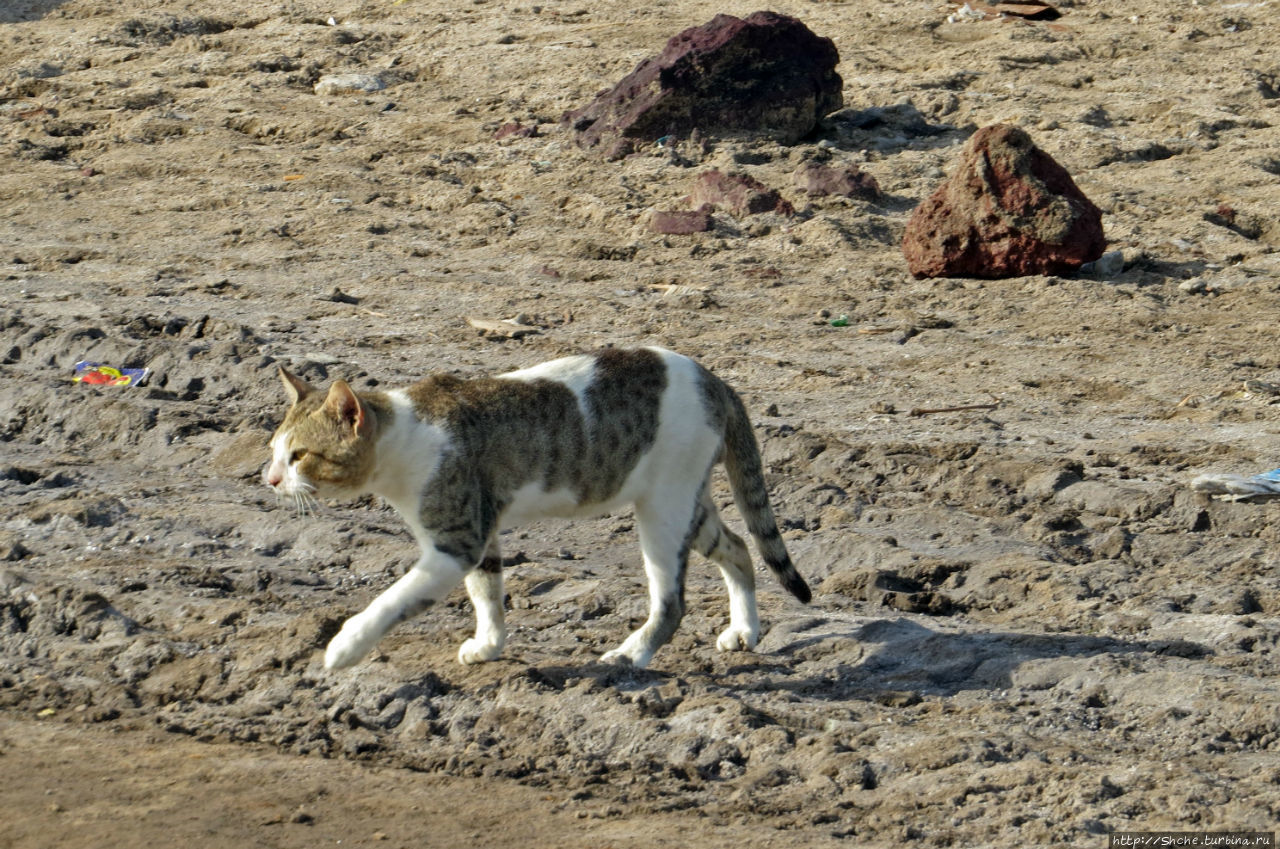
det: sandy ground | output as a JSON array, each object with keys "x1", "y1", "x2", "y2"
[{"x1": 2, "y1": 0, "x2": 1279, "y2": 845}]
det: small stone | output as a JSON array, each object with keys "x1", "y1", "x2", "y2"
[
  {"x1": 494, "y1": 122, "x2": 538, "y2": 140},
  {"x1": 1079, "y1": 249, "x2": 1125, "y2": 277},
  {"x1": 0, "y1": 534, "x2": 31, "y2": 561},
  {"x1": 649, "y1": 209, "x2": 713, "y2": 235},
  {"x1": 689, "y1": 169, "x2": 793, "y2": 217},
  {"x1": 793, "y1": 161, "x2": 881, "y2": 200},
  {"x1": 314, "y1": 73, "x2": 385, "y2": 96}
]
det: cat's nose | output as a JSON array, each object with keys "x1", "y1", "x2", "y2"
[{"x1": 265, "y1": 466, "x2": 283, "y2": 487}]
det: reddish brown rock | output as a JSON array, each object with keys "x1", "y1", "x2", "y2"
[
  {"x1": 902, "y1": 124, "x2": 1106, "y2": 279},
  {"x1": 690, "y1": 170, "x2": 794, "y2": 217},
  {"x1": 649, "y1": 209, "x2": 714, "y2": 235},
  {"x1": 793, "y1": 161, "x2": 881, "y2": 200},
  {"x1": 494, "y1": 122, "x2": 538, "y2": 140},
  {"x1": 563, "y1": 11, "x2": 842, "y2": 158}
]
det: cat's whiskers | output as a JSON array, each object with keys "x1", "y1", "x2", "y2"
[{"x1": 292, "y1": 483, "x2": 318, "y2": 517}]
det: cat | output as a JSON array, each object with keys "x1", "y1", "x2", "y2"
[{"x1": 263, "y1": 346, "x2": 810, "y2": 671}]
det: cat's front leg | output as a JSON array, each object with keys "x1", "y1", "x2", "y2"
[
  {"x1": 458, "y1": 549, "x2": 506, "y2": 665},
  {"x1": 324, "y1": 550, "x2": 466, "y2": 670}
]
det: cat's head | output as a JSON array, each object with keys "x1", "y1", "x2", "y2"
[{"x1": 264, "y1": 366, "x2": 379, "y2": 503}]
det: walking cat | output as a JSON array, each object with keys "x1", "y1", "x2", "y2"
[{"x1": 263, "y1": 346, "x2": 810, "y2": 671}]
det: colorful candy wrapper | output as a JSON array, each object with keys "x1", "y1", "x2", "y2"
[{"x1": 73, "y1": 361, "x2": 151, "y2": 387}]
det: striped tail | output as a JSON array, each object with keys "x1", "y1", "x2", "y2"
[{"x1": 719, "y1": 384, "x2": 811, "y2": 604}]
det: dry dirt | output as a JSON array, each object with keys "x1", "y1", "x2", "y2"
[{"x1": 2, "y1": 0, "x2": 1280, "y2": 846}]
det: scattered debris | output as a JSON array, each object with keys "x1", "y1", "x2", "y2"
[
  {"x1": 1192, "y1": 468, "x2": 1280, "y2": 501},
  {"x1": 315, "y1": 287, "x2": 360, "y2": 305},
  {"x1": 1241, "y1": 379, "x2": 1280, "y2": 403},
  {"x1": 650, "y1": 283, "x2": 710, "y2": 298},
  {"x1": 908, "y1": 401, "x2": 1000, "y2": 417},
  {"x1": 466, "y1": 316, "x2": 541, "y2": 339},
  {"x1": 1181, "y1": 379, "x2": 1280, "y2": 408},
  {"x1": 73, "y1": 361, "x2": 150, "y2": 387},
  {"x1": 947, "y1": 1, "x2": 1060, "y2": 22},
  {"x1": 314, "y1": 73, "x2": 385, "y2": 96},
  {"x1": 648, "y1": 283, "x2": 716, "y2": 309}
]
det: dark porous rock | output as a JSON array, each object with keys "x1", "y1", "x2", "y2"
[
  {"x1": 902, "y1": 124, "x2": 1106, "y2": 279},
  {"x1": 690, "y1": 169, "x2": 794, "y2": 217},
  {"x1": 564, "y1": 11, "x2": 842, "y2": 158},
  {"x1": 793, "y1": 161, "x2": 881, "y2": 200},
  {"x1": 649, "y1": 209, "x2": 714, "y2": 235}
]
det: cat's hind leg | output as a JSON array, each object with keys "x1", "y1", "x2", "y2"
[
  {"x1": 458, "y1": 541, "x2": 506, "y2": 664},
  {"x1": 690, "y1": 489, "x2": 760, "y2": 652},
  {"x1": 600, "y1": 493, "x2": 692, "y2": 669},
  {"x1": 324, "y1": 548, "x2": 467, "y2": 670}
]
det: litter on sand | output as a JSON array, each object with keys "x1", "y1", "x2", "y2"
[
  {"x1": 1191, "y1": 467, "x2": 1280, "y2": 501},
  {"x1": 73, "y1": 361, "x2": 150, "y2": 387},
  {"x1": 465, "y1": 316, "x2": 541, "y2": 339}
]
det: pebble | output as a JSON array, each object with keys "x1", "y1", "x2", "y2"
[
  {"x1": 1079, "y1": 250, "x2": 1124, "y2": 277},
  {"x1": 314, "y1": 74, "x2": 385, "y2": 96}
]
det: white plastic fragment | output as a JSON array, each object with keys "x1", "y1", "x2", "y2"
[
  {"x1": 1191, "y1": 468, "x2": 1280, "y2": 500},
  {"x1": 314, "y1": 73, "x2": 385, "y2": 96},
  {"x1": 946, "y1": 3, "x2": 988, "y2": 23}
]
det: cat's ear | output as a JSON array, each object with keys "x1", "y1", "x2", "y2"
[
  {"x1": 278, "y1": 366, "x2": 313, "y2": 406},
  {"x1": 324, "y1": 380, "x2": 371, "y2": 438}
]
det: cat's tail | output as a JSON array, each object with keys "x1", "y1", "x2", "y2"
[{"x1": 718, "y1": 381, "x2": 812, "y2": 604}]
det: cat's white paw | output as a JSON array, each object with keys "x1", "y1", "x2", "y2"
[
  {"x1": 599, "y1": 648, "x2": 635, "y2": 666},
  {"x1": 457, "y1": 637, "x2": 503, "y2": 665},
  {"x1": 600, "y1": 646, "x2": 652, "y2": 669},
  {"x1": 324, "y1": 619, "x2": 378, "y2": 670},
  {"x1": 716, "y1": 627, "x2": 759, "y2": 652}
]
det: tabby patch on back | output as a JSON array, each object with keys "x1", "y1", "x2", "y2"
[{"x1": 264, "y1": 347, "x2": 810, "y2": 671}]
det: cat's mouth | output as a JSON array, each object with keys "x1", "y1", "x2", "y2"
[{"x1": 265, "y1": 471, "x2": 319, "y2": 515}]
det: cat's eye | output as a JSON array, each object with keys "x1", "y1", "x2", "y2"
[{"x1": 289, "y1": 449, "x2": 307, "y2": 464}]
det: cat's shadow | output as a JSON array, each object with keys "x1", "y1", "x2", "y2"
[
  {"x1": 509, "y1": 660, "x2": 672, "y2": 693},
  {"x1": 434, "y1": 618, "x2": 1208, "y2": 703},
  {"x1": 722, "y1": 617, "x2": 1209, "y2": 701}
]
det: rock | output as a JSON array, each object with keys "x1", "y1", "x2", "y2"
[
  {"x1": 314, "y1": 73, "x2": 385, "y2": 96},
  {"x1": 494, "y1": 122, "x2": 538, "y2": 140},
  {"x1": 690, "y1": 169, "x2": 793, "y2": 217},
  {"x1": 0, "y1": 534, "x2": 30, "y2": 561},
  {"x1": 902, "y1": 124, "x2": 1106, "y2": 279},
  {"x1": 793, "y1": 161, "x2": 881, "y2": 200},
  {"x1": 564, "y1": 11, "x2": 842, "y2": 158},
  {"x1": 649, "y1": 209, "x2": 714, "y2": 235},
  {"x1": 1079, "y1": 249, "x2": 1124, "y2": 277}
]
